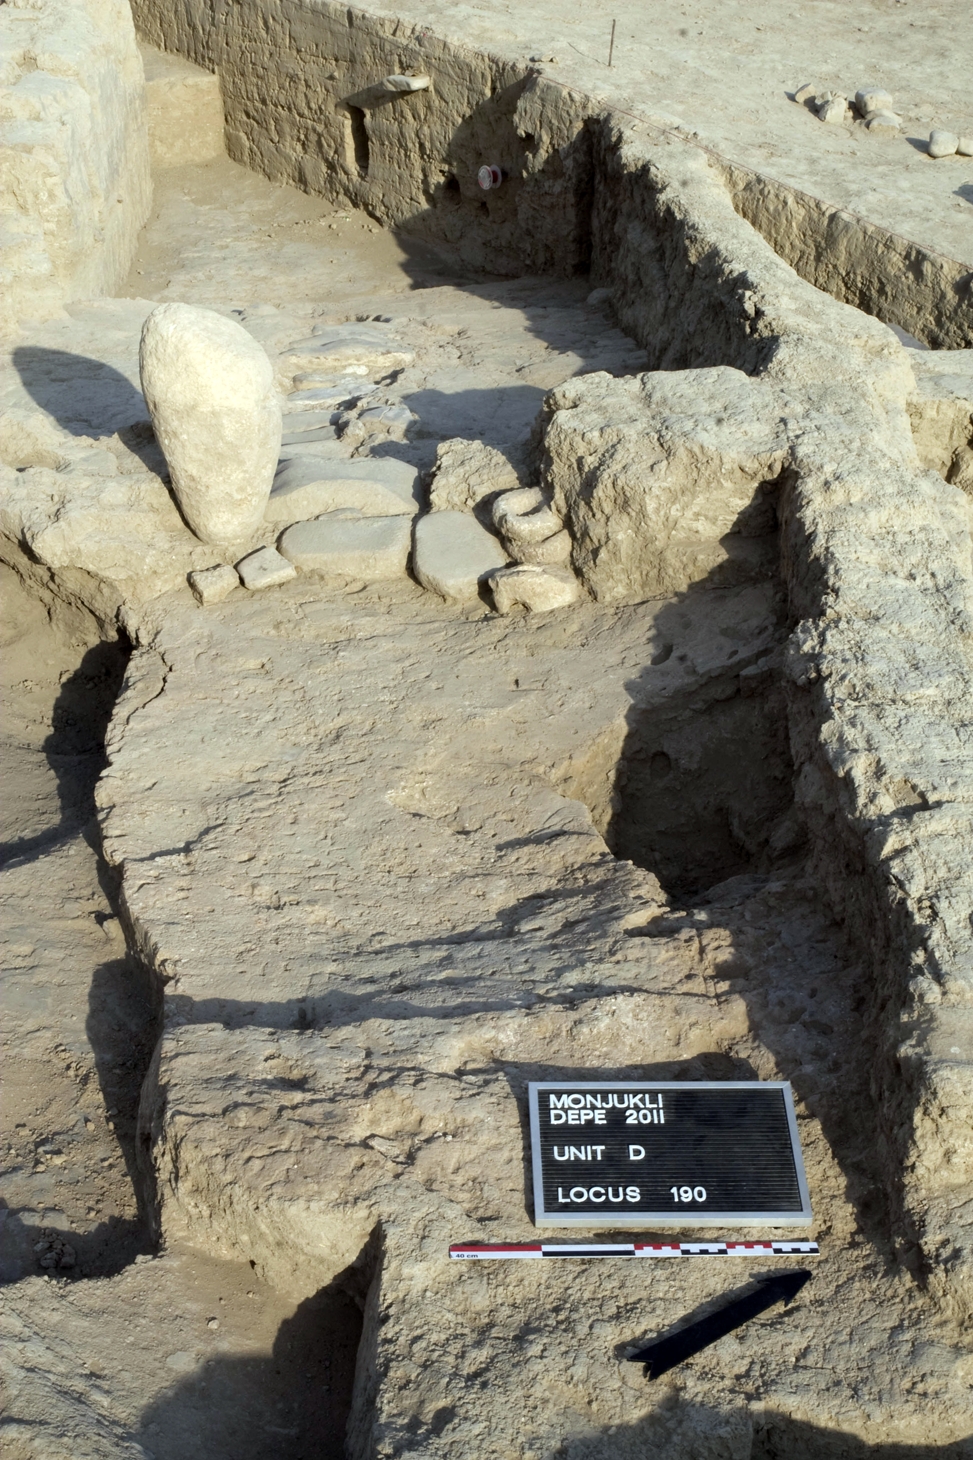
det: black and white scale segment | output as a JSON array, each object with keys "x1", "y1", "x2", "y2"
[{"x1": 528, "y1": 1082, "x2": 812, "y2": 1227}]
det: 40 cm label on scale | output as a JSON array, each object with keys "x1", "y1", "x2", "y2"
[{"x1": 528, "y1": 1081, "x2": 812, "y2": 1227}]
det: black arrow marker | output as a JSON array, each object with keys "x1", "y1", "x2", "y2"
[{"x1": 626, "y1": 1269, "x2": 812, "y2": 1379}]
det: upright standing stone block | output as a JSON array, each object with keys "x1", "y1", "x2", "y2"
[{"x1": 139, "y1": 303, "x2": 282, "y2": 547}]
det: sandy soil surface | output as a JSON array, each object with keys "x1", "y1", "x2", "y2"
[
  {"x1": 119, "y1": 155, "x2": 469, "y2": 308},
  {"x1": 341, "y1": 0, "x2": 973, "y2": 268}
]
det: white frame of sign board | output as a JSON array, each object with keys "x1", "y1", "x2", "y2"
[{"x1": 528, "y1": 1081, "x2": 812, "y2": 1227}]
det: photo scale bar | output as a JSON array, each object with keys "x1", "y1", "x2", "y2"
[{"x1": 449, "y1": 1240, "x2": 820, "y2": 1260}]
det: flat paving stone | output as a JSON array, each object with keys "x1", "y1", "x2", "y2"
[
  {"x1": 266, "y1": 458, "x2": 420, "y2": 525},
  {"x1": 412, "y1": 511, "x2": 510, "y2": 601},
  {"x1": 278, "y1": 511, "x2": 411, "y2": 580},
  {"x1": 235, "y1": 545, "x2": 297, "y2": 590}
]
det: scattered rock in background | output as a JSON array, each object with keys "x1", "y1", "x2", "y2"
[
  {"x1": 278, "y1": 511, "x2": 411, "y2": 580},
  {"x1": 817, "y1": 95, "x2": 850, "y2": 124},
  {"x1": 928, "y1": 129, "x2": 959, "y2": 157},
  {"x1": 796, "y1": 83, "x2": 904, "y2": 140},
  {"x1": 488, "y1": 564, "x2": 581, "y2": 613},
  {"x1": 412, "y1": 511, "x2": 510, "y2": 601},
  {"x1": 855, "y1": 86, "x2": 894, "y2": 116},
  {"x1": 139, "y1": 303, "x2": 282, "y2": 546},
  {"x1": 188, "y1": 563, "x2": 239, "y2": 605},
  {"x1": 235, "y1": 544, "x2": 297, "y2": 590},
  {"x1": 866, "y1": 111, "x2": 902, "y2": 137},
  {"x1": 34, "y1": 1234, "x2": 76, "y2": 1270}
]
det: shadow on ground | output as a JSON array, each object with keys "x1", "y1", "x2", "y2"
[
  {"x1": 11, "y1": 346, "x2": 147, "y2": 437},
  {"x1": 0, "y1": 638, "x2": 129, "y2": 868},
  {"x1": 555, "y1": 1406, "x2": 973, "y2": 1458},
  {"x1": 136, "y1": 1276, "x2": 364, "y2": 1460}
]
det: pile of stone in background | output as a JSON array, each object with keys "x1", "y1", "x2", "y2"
[{"x1": 794, "y1": 80, "x2": 973, "y2": 154}]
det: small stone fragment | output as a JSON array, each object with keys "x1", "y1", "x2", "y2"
[
  {"x1": 866, "y1": 111, "x2": 902, "y2": 137},
  {"x1": 817, "y1": 97, "x2": 849, "y2": 124},
  {"x1": 928, "y1": 130, "x2": 959, "y2": 158},
  {"x1": 949, "y1": 445, "x2": 973, "y2": 495},
  {"x1": 343, "y1": 402, "x2": 417, "y2": 443},
  {"x1": 280, "y1": 423, "x2": 338, "y2": 447},
  {"x1": 855, "y1": 86, "x2": 893, "y2": 116},
  {"x1": 511, "y1": 529, "x2": 573, "y2": 566},
  {"x1": 278, "y1": 512, "x2": 411, "y2": 580},
  {"x1": 236, "y1": 545, "x2": 297, "y2": 590},
  {"x1": 413, "y1": 511, "x2": 510, "y2": 601},
  {"x1": 957, "y1": 135, "x2": 973, "y2": 156},
  {"x1": 165, "y1": 1352, "x2": 198, "y2": 1374},
  {"x1": 285, "y1": 384, "x2": 377, "y2": 411},
  {"x1": 488, "y1": 564, "x2": 581, "y2": 614},
  {"x1": 793, "y1": 82, "x2": 818, "y2": 104},
  {"x1": 188, "y1": 563, "x2": 239, "y2": 605},
  {"x1": 383, "y1": 74, "x2": 430, "y2": 92},
  {"x1": 493, "y1": 486, "x2": 563, "y2": 547},
  {"x1": 139, "y1": 302, "x2": 281, "y2": 547},
  {"x1": 428, "y1": 439, "x2": 523, "y2": 513}
]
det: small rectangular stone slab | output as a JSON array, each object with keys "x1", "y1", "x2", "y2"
[
  {"x1": 188, "y1": 562, "x2": 239, "y2": 605},
  {"x1": 235, "y1": 545, "x2": 298, "y2": 590},
  {"x1": 280, "y1": 423, "x2": 339, "y2": 447},
  {"x1": 278, "y1": 511, "x2": 411, "y2": 580}
]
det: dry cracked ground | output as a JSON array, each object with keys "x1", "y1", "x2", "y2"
[{"x1": 3, "y1": 113, "x2": 973, "y2": 1460}]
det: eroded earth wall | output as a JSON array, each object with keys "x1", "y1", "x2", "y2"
[
  {"x1": 130, "y1": 0, "x2": 973, "y2": 348},
  {"x1": 579, "y1": 121, "x2": 973, "y2": 1311},
  {"x1": 0, "y1": 0, "x2": 152, "y2": 336},
  {"x1": 129, "y1": 0, "x2": 593, "y2": 278}
]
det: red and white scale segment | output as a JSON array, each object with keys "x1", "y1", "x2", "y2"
[{"x1": 449, "y1": 1240, "x2": 819, "y2": 1260}]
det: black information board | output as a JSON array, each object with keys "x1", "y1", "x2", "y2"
[{"x1": 528, "y1": 1082, "x2": 811, "y2": 1227}]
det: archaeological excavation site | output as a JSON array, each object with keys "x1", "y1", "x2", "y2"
[{"x1": 3, "y1": 0, "x2": 973, "y2": 1454}]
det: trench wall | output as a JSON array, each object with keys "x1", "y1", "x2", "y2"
[
  {"x1": 131, "y1": 0, "x2": 973, "y2": 349},
  {"x1": 720, "y1": 162, "x2": 973, "y2": 352},
  {"x1": 129, "y1": 0, "x2": 593, "y2": 278},
  {"x1": 585, "y1": 118, "x2": 973, "y2": 1306},
  {"x1": 0, "y1": 0, "x2": 152, "y2": 338},
  {"x1": 114, "y1": 0, "x2": 973, "y2": 1311}
]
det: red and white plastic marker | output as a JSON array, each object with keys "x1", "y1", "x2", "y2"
[
  {"x1": 449, "y1": 1240, "x2": 819, "y2": 1261},
  {"x1": 477, "y1": 164, "x2": 503, "y2": 190}
]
